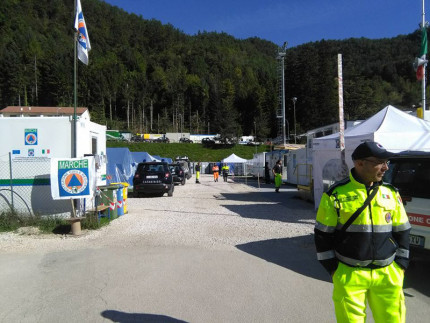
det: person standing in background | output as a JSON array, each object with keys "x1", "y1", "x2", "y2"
[
  {"x1": 222, "y1": 163, "x2": 230, "y2": 182},
  {"x1": 195, "y1": 162, "x2": 201, "y2": 184},
  {"x1": 272, "y1": 160, "x2": 282, "y2": 192},
  {"x1": 212, "y1": 163, "x2": 219, "y2": 182}
]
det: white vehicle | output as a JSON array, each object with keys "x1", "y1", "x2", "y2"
[{"x1": 384, "y1": 152, "x2": 430, "y2": 250}]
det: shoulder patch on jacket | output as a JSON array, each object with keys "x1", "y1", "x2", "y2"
[
  {"x1": 382, "y1": 181, "x2": 399, "y2": 192},
  {"x1": 326, "y1": 177, "x2": 350, "y2": 196}
]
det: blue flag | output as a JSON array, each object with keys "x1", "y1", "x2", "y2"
[{"x1": 74, "y1": 0, "x2": 91, "y2": 65}]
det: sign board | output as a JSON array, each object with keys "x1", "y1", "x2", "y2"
[
  {"x1": 25, "y1": 128, "x2": 38, "y2": 145},
  {"x1": 50, "y1": 157, "x2": 95, "y2": 200}
]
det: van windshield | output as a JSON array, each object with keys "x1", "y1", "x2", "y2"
[{"x1": 384, "y1": 159, "x2": 430, "y2": 199}]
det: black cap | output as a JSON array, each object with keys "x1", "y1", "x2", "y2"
[{"x1": 352, "y1": 142, "x2": 395, "y2": 160}]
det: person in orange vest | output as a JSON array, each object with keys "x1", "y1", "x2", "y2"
[{"x1": 212, "y1": 163, "x2": 219, "y2": 182}]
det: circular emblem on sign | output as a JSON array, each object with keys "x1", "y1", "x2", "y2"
[
  {"x1": 25, "y1": 133, "x2": 37, "y2": 145},
  {"x1": 385, "y1": 212, "x2": 392, "y2": 223},
  {"x1": 60, "y1": 170, "x2": 88, "y2": 194}
]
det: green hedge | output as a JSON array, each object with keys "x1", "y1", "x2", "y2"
[{"x1": 107, "y1": 142, "x2": 269, "y2": 162}]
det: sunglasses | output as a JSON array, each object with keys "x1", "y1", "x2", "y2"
[{"x1": 363, "y1": 159, "x2": 390, "y2": 166}]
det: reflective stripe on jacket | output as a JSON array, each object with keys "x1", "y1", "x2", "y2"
[{"x1": 314, "y1": 169, "x2": 411, "y2": 274}]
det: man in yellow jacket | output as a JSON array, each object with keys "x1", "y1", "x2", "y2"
[
  {"x1": 272, "y1": 160, "x2": 282, "y2": 193},
  {"x1": 221, "y1": 164, "x2": 230, "y2": 182},
  {"x1": 315, "y1": 142, "x2": 410, "y2": 323}
]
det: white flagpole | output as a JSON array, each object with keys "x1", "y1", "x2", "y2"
[
  {"x1": 73, "y1": 0, "x2": 78, "y2": 158},
  {"x1": 422, "y1": 0, "x2": 427, "y2": 111},
  {"x1": 338, "y1": 54, "x2": 348, "y2": 178}
]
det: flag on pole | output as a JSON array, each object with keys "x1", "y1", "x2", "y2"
[
  {"x1": 416, "y1": 27, "x2": 428, "y2": 81},
  {"x1": 74, "y1": 0, "x2": 91, "y2": 65}
]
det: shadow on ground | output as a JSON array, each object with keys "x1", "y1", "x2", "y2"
[
  {"x1": 219, "y1": 185, "x2": 316, "y2": 224},
  {"x1": 236, "y1": 235, "x2": 331, "y2": 283},
  {"x1": 101, "y1": 310, "x2": 188, "y2": 323},
  {"x1": 404, "y1": 249, "x2": 430, "y2": 297}
]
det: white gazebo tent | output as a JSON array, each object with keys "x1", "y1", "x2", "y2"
[
  {"x1": 222, "y1": 153, "x2": 248, "y2": 163},
  {"x1": 221, "y1": 153, "x2": 249, "y2": 175},
  {"x1": 312, "y1": 105, "x2": 430, "y2": 208}
]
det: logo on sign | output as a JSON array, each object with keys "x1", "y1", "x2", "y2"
[
  {"x1": 28, "y1": 149, "x2": 35, "y2": 157},
  {"x1": 60, "y1": 170, "x2": 88, "y2": 194},
  {"x1": 57, "y1": 159, "x2": 90, "y2": 197},
  {"x1": 25, "y1": 129, "x2": 38, "y2": 145}
]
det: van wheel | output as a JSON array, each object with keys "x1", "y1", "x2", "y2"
[{"x1": 181, "y1": 178, "x2": 186, "y2": 185}]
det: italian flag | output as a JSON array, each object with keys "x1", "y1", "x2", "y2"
[{"x1": 417, "y1": 26, "x2": 428, "y2": 81}]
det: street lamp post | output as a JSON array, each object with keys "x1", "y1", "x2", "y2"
[
  {"x1": 277, "y1": 42, "x2": 287, "y2": 147},
  {"x1": 292, "y1": 97, "x2": 297, "y2": 144}
]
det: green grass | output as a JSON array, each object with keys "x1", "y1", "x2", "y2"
[
  {"x1": 0, "y1": 211, "x2": 110, "y2": 234},
  {"x1": 107, "y1": 142, "x2": 269, "y2": 162}
]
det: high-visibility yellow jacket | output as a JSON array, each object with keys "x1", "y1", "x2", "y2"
[{"x1": 315, "y1": 169, "x2": 411, "y2": 274}]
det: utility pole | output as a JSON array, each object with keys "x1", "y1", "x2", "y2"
[
  {"x1": 276, "y1": 42, "x2": 288, "y2": 146},
  {"x1": 150, "y1": 100, "x2": 153, "y2": 131},
  {"x1": 34, "y1": 55, "x2": 38, "y2": 104},
  {"x1": 292, "y1": 97, "x2": 297, "y2": 144}
]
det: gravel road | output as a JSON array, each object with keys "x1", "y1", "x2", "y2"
[
  {"x1": 0, "y1": 174, "x2": 316, "y2": 255},
  {"x1": 1, "y1": 175, "x2": 429, "y2": 322}
]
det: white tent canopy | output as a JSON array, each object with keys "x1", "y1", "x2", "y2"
[
  {"x1": 222, "y1": 153, "x2": 248, "y2": 163},
  {"x1": 312, "y1": 105, "x2": 430, "y2": 208}
]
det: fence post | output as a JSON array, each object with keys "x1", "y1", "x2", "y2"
[{"x1": 8, "y1": 152, "x2": 14, "y2": 209}]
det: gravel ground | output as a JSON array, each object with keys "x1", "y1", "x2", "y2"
[{"x1": 0, "y1": 174, "x2": 316, "y2": 255}]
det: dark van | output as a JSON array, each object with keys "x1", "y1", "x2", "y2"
[{"x1": 133, "y1": 162, "x2": 174, "y2": 197}]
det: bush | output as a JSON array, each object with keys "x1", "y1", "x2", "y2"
[
  {"x1": 82, "y1": 213, "x2": 109, "y2": 230},
  {"x1": 0, "y1": 211, "x2": 22, "y2": 232},
  {"x1": 38, "y1": 216, "x2": 69, "y2": 234},
  {"x1": 0, "y1": 211, "x2": 110, "y2": 234}
]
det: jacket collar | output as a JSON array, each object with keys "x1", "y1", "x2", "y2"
[{"x1": 350, "y1": 168, "x2": 381, "y2": 190}]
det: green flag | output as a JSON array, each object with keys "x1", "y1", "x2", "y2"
[{"x1": 420, "y1": 26, "x2": 428, "y2": 57}]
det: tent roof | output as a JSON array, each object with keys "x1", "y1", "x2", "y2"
[
  {"x1": 314, "y1": 105, "x2": 430, "y2": 142},
  {"x1": 222, "y1": 153, "x2": 248, "y2": 163},
  {"x1": 130, "y1": 151, "x2": 157, "y2": 163}
]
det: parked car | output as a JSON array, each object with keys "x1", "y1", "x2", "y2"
[
  {"x1": 175, "y1": 156, "x2": 192, "y2": 179},
  {"x1": 169, "y1": 163, "x2": 186, "y2": 185},
  {"x1": 179, "y1": 137, "x2": 193, "y2": 143},
  {"x1": 133, "y1": 162, "x2": 174, "y2": 197},
  {"x1": 383, "y1": 151, "x2": 430, "y2": 251},
  {"x1": 153, "y1": 136, "x2": 170, "y2": 143},
  {"x1": 130, "y1": 135, "x2": 148, "y2": 142},
  {"x1": 201, "y1": 137, "x2": 215, "y2": 146}
]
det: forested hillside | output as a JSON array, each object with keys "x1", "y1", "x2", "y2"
[{"x1": 0, "y1": 0, "x2": 425, "y2": 140}]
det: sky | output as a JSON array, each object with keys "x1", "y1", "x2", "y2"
[{"x1": 102, "y1": 0, "x2": 426, "y2": 48}]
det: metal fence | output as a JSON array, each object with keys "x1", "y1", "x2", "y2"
[{"x1": 0, "y1": 154, "x2": 73, "y2": 217}]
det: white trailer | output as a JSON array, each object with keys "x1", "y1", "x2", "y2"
[
  {"x1": 247, "y1": 152, "x2": 267, "y2": 179},
  {"x1": 286, "y1": 147, "x2": 313, "y2": 186},
  {"x1": 0, "y1": 107, "x2": 106, "y2": 216},
  {"x1": 265, "y1": 150, "x2": 289, "y2": 182}
]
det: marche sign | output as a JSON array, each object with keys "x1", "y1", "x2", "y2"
[{"x1": 51, "y1": 157, "x2": 95, "y2": 199}]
